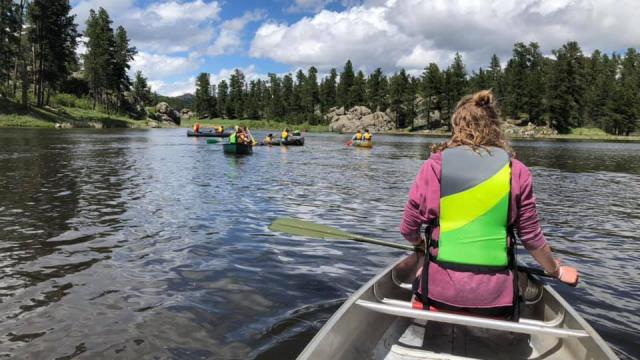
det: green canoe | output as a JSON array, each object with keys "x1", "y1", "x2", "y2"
[{"x1": 223, "y1": 143, "x2": 253, "y2": 155}]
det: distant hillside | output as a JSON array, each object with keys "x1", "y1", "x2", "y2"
[{"x1": 155, "y1": 93, "x2": 195, "y2": 111}]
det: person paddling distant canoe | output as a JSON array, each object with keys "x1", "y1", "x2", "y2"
[
  {"x1": 401, "y1": 89, "x2": 578, "y2": 319},
  {"x1": 281, "y1": 128, "x2": 290, "y2": 141},
  {"x1": 352, "y1": 129, "x2": 363, "y2": 141},
  {"x1": 215, "y1": 125, "x2": 224, "y2": 134},
  {"x1": 264, "y1": 133, "x2": 273, "y2": 145},
  {"x1": 363, "y1": 129, "x2": 372, "y2": 142},
  {"x1": 193, "y1": 121, "x2": 201, "y2": 134}
]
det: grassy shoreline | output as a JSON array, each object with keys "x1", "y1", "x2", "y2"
[
  {"x1": 2, "y1": 102, "x2": 639, "y2": 142},
  {"x1": 0, "y1": 99, "x2": 144, "y2": 129}
]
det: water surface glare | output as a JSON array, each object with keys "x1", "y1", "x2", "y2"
[{"x1": 0, "y1": 129, "x2": 638, "y2": 359}]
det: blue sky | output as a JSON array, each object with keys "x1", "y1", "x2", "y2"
[{"x1": 71, "y1": 0, "x2": 640, "y2": 96}]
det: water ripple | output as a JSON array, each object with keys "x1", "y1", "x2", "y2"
[{"x1": 0, "y1": 129, "x2": 638, "y2": 359}]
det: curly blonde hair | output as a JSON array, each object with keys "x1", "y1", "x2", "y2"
[{"x1": 433, "y1": 90, "x2": 511, "y2": 153}]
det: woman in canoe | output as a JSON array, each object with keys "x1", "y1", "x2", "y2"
[
  {"x1": 351, "y1": 129, "x2": 363, "y2": 141},
  {"x1": 363, "y1": 129, "x2": 372, "y2": 142},
  {"x1": 401, "y1": 89, "x2": 578, "y2": 319},
  {"x1": 193, "y1": 121, "x2": 201, "y2": 134}
]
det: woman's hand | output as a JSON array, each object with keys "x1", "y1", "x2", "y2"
[{"x1": 549, "y1": 259, "x2": 579, "y2": 287}]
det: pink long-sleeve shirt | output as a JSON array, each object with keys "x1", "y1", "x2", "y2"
[{"x1": 400, "y1": 151, "x2": 547, "y2": 309}]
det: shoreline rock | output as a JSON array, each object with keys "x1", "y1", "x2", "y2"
[{"x1": 326, "y1": 106, "x2": 395, "y2": 133}]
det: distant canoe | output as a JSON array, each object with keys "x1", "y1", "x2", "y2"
[
  {"x1": 353, "y1": 140, "x2": 373, "y2": 148},
  {"x1": 223, "y1": 143, "x2": 253, "y2": 155},
  {"x1": 187, "y1": 129, "x2": 230, "y2": 137},
  {"x1": 258, "y1": 137, "x2": 305, "y2": 146}
]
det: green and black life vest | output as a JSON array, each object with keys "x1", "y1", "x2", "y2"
[
  {"x1": 418, "y1": 146, "x2": 519, "y2": 317},
  {"x1": 229, "y1": 132, "x2": 237, "y2": 144},
  {"x1": 437, "y1": 146, "x2": 511, "y2": 269}
]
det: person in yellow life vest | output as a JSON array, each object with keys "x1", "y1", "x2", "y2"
[
  {"x1": 363, "y1": 129, "x2": 372, "y2": 142},
  {"x1": 264, "y1": 133, "x2": 273, "y2": 145},
  {"x1": 215, "y1": 125, "x2": 224, "y2": 134},
  {"x1": 281, "y1": 128, "x2": 290, "y2": 141},
  {"x1": 193, "y1": 121, "x2": 201, "y2": 133},
  {"x1": 352, "y1": 129, "x2": 362, "y2": 141}
]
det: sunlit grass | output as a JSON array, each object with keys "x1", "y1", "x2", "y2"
[{"x1": 0, "y1": 98, "x2": 145, "y2": 128}]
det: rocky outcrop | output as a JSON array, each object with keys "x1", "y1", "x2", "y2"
[
  {"x1": 155, "y1": 102, "x2": 180, "y2": 125},
  {"x1": 326, "y1": 106, "x2": 395, "y2": 133},
  {"x1": 181, "y1": 108, "x2": 195, "y2": 119},
  {"x1": 502, "y1": 122, "x2": 558, "y2": 138}
]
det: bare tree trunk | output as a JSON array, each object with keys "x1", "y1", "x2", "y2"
[
  {"x1": 32, "y1": 45, "x2": 37, "y2": 99},
  {"x1": 12, "y1": 0, "x2": 25, "y2": 98},
  {"x1": 20, "y1": 61, "x2": 28, "y2": 106}
]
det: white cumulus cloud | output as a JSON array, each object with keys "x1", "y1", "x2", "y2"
[
  {"x1": 149, "y1": 77, "x2": 197, "y2": 97},
  {"x1": 251, "y1": 0, "x2": 640, "y2": 73},
  {"x1": 131, "y1": 52, "x2": 202, "y2": 80},
  {"x1": 208, "y1": 10, "x2": 266, "y2": 56},
  {"x1": 251, "y1": 5, "x2": 417, "y2": 71}
]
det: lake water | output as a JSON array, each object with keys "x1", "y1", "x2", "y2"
[{"x1": 0, "y1": 129, "x2": 638, "y2": 359}]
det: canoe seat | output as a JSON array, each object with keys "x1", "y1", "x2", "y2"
[{"x1": 355, "y1": 299, "x2": 588, "y2": 338}]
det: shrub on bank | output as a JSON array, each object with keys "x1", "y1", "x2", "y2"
[{"x1": 51, "y1": 93, "x2": 93, "y2": 110}]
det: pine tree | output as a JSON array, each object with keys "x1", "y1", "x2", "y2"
[
  {"x1": 83, "y1": 8, "x2": 115, "y2": 109},
  {"x1": 209, "y1": 83, "x2": 218, "y2": 118},
  {"x1": 503, "y1": 42, "x2": 545, "y2": 124},
  {"x1": 590, "y1": 54, "x2": 617, "y2": 131},
  {"x1": 610, "y1": 49, "x2": 640, "y2": 135},
  {"x1": 337, "y1": 60, "x2": 355, "y2": 109},
  {"x1": 388, "y1": 69, "x2": 411, "y2": 128},
  {"x1": 469, "y1": 67, "x2": 490, "y2": 92},
  {"x1": 0, "y1": 0, "x2": 20, "y2": 96},
  {"x1": 28, "y1": 0, "x2": 79, "y2": 106},
  {"x1": 216, "y1": 79, "x2": 228, "y2": 118},
  {"x1": 194, "y1": 72, "x2": 212, "y2": 117},
  {"x1": 282, "y1": 73, "x2": 294, "y2": 117},
  {"x1": 267, "y1": 73, "x2": 284, "y2": 119},
  {"x1": 112, "y1": 26, "x2": 137, "y2": 101},
  {"x1": 246, "y1": 79, "x2": 262, "y2": 119},
  {"x1": 350, "y1": 70, "x2": 366, "y2": 108},
  {"x1": 320, "y1": 68, "x2": 337, "y2": 113},
  {"x1": 440, "y1": 53, "x2": 468, "y2": 124},
  {"x1": 546, "y1": 41, "x2": 586, "y2": 133},
  {"x1": 365, "y1": 68, "x2": 386, "y2": 112},
  {"x1": 293, "y1": 69, "x2": 306, "y2": 121},
  {"x1": 488, "y1": 54, "x2": 504, "y2": 100},
  {"x1": 420, "y1": 63, "x2": 443, "y2": 128},
  {"x1": 302, "y1": 66, "x2": 320, "y2": 123},
  {"x1": 132, "y1": 70, "x2": 152, "y2": 107},
  {"x1": 228, "y1": 69, "x2": 245, "y2": 118}
]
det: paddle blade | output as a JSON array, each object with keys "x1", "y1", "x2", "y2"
[
  {"x1": 206, "y1": 139, "x2": 219, "y2": 144},
  {"x1": 269, "y1": 218, "x2": 356, "y2": 240}
]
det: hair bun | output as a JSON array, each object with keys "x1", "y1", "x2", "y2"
[{"x1": 472, "y1": 90, "x2": 493, "y2": 107}]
